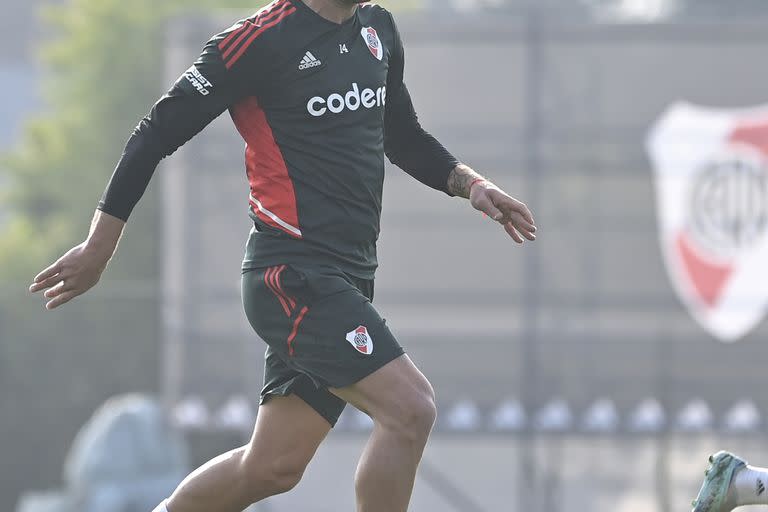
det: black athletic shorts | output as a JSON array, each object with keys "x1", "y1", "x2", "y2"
[{"x1": 241, "y1": 263, "x2": 405, "y2": 426}]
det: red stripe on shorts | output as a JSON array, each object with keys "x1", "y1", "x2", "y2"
[
  {"x1": 264, "y1": 266, "x2": 291, "y2": 317},
  {"x1": 274, "y1": 265, "x2": 297, "y2": 309},
  {"x1": 287, "y1": 306, "x2": 309, "y2": 357}
]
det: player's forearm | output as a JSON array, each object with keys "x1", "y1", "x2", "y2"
[
  {"x1": 384, "y1": 84, "x2": 459, "y2": 194},
  {"x1": 84, "y1": 209, "x2": 125, "y2": 260},
  {"x1": 385, "y1": 135, "x2": 459, "y2": 194},
  {"x1": 446, "y1": 164, "x2": 491, "y2": 199},
  {"x1": 98, "y1": 124, "x2": 164, "y2": 221}
]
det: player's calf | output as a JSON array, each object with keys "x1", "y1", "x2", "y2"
[
  {"x1": 159, "y1": 445, "x2": 305, "y2": 512},
  {"x1": 153, "y1": 395, "x2": 331, "y2": 512}
]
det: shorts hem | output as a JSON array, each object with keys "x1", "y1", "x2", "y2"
[
  {"x1": 325, "y1": 348, "x2": 407, "y2": 390},
  {"x1": 260, "y1": 379, "x2": 345, "y2": 427}
]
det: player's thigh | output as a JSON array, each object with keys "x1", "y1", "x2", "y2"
[
  {"x1": 330, "y1": 354, "x2": 436, "y2": 430},
  {"x1": 244, "y1": 394, "x2": 331, "y2": 476}
]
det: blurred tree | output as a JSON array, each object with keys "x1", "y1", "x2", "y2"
[
  {"x1": 0, "y1": 1, "x2": 263, "y2": 510},
  {"x1": 0, "y1": 0, "x2": 264, "y2": 282}
]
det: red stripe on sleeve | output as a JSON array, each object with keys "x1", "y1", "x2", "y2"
[
  {"x1": 221, "y1": 23, "x2": 258, "y2": 60},
  {"x1": 254, "y1": 0, "x2": 292, "y2": 26},
  {"x1": 218, "y1": 0, "x2": 286, "y2": 53},
  {"x1": 218, "y1": 23, "x2": 250, "y2": 51},
  {"x1": 225, "y1": 7, "x2": 297, "y2": 69}
]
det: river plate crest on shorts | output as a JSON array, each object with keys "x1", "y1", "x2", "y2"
[
  {"x1": 346, "y1": 326, "x2": 374, "y2": 355},
  {"x1": 647, "y1": 102, "x2": 768, "y2": 342}
]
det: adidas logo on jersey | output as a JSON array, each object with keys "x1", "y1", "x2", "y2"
[{"x1": 298, "y1": 51, "x2": 322, "y2": 71}]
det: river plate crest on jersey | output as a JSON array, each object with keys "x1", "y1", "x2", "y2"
[
  {"x1": 361, "y1": 26, "x2": 383, "y2": 61},
  {"x1": 648, "y1": 102, "x2": 768, "y2": 342},
  {"x1": 346, "y1": 326, "x2": 374, "y2": 355}
]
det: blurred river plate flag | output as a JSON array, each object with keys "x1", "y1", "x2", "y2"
[{"x1": 648, "y1": 102, "x2": 768, "y2": 342}]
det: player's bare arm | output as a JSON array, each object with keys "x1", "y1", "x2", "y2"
[
  {"x1": 29, "y1": 210, "x2": 125, "y2": 310},
  {"x1": 446, "y1": 163, "x2": 537, "y2": 244}
]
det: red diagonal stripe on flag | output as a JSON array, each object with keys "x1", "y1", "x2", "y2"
[
  {"x1": 729, "y1": 118, "x2": 768, "y2": 159},
  {"x1": 676, "y1": 232, "x2": 734, "y2": 308}
]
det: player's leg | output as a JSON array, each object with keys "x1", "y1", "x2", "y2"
[
  {"x1": 331, "y1": 355, "x2": 437, "y2": 512},
  {"x1": 154, "y1": 394, "x2": 331, "y2": 512},
  {"x1": 245, "y1": 264, "x2": 435, "y2": 512},
  {"x1": 691, "y1": 451, "x2": 768, "y2": 512}
]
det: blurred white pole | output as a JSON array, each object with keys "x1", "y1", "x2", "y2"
[
  {"x1": 162, "y1": 20, "x2": 189, "y2": 416},
  {"x1": 519, "y1": 7, "x2": 543, "y2": 512}
]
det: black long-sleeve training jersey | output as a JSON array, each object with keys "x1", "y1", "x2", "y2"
[{"x1": 99, "y1": 0, "x2": 459, "y2": 278}]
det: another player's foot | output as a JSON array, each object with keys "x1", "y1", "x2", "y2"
[{"x1": 691, "y1": 451, "x2": 747, "y2": 512}]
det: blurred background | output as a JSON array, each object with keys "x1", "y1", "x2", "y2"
[{"x1": 3, "y1": 0, "x2": 768, "y2": 511}]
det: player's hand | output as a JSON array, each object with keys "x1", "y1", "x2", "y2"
[
  {"x1": 470, "y1": 182, "x2": 537, "y2": 243},
  {"x1": 29, "y1": 241, "x2": 113, "y2": 310}
]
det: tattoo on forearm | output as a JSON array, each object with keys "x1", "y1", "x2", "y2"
[{"x1": 447, "y1": 164, "x2": 486, "y2": 198}]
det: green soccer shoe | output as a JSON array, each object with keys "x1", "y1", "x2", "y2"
[{"x1": 691, "y1": 451, "x2": 747, "y2": 512}]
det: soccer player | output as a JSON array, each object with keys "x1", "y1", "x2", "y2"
[
  {"x1": 693, "y1": 452, "x2": 768, "y2": 511},
  {"x1": 28, "y1": 1, "x2": 537, "y2": 511}
]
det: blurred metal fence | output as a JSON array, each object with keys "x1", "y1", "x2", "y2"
[{"x1": 158, "y1": 9, "x2": 768, "y2": 512}]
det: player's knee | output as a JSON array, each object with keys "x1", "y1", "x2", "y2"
[
  {"x1": 387, "y1": 387, "x2": 437, "y2": 442},
  {"x1": 263, "y1": 462, "x2": 304, "y2": 495},
  {"x1": 242, "y1": 454, "x2": 306, "y2": 499},
  {"x1": 417, "y1": 387, "x2": 438, "y2": 433}
]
